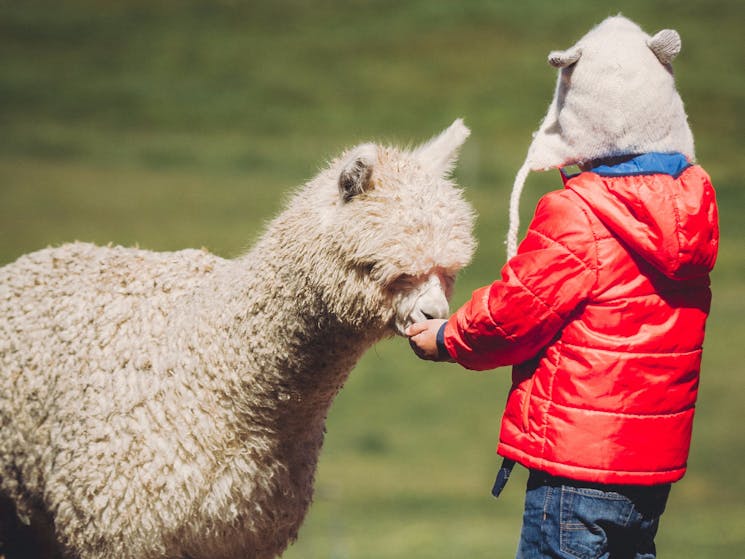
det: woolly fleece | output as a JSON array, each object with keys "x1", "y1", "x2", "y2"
[{"x1": 0, "y1": 121, "x2": 475, "y2": 559}]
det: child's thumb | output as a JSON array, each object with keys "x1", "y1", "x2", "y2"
[{"x1": 405, "y1": 323, "x2": 424, "y2": 337}]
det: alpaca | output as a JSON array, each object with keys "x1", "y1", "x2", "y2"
[{"x1": 0, "y1": 120, "x2": 476, "y2": 559}]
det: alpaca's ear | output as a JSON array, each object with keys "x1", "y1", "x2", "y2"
[
  {"x1": 413, "y1": 118, "x2": 470, "y2": 178},
  {"x1": 339, "y1": 143, "x2": 376, "y2": 202},
  {"x1": 647, "y1": 29, "x2": 681, "y2": 64},
  {"x1": 548, "y1": 46, "x2": 582, "y2": 68}
]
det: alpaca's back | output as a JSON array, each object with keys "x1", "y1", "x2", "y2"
[
  {"x1": 0, "y1": 242, "x2": 236, "y2": 558},
  {"x1": 0, "y1": 241, "x2": 222, "y2": 430}
]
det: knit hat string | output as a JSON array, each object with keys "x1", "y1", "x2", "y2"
[{"x1": 506, "y1": 159, "x2": 531, "y2": 259}]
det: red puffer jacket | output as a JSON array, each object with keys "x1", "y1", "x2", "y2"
[{"x1": 443, "y1": 153, "x2": 719, "y2": 485}]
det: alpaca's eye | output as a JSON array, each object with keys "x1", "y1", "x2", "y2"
[{"x1": 390, "y1": 274, "x2": 417, "y2": 289}]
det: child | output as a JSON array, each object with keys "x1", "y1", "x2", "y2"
[{"x1": 407, "y1": 16, "x2": 718, "y2": 558}]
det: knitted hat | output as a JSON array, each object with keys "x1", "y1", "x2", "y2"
[{"x1": 506, "y1": 15, "x2": 695, "y2": 258}]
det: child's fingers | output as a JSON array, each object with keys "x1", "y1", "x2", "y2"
[{"x1": 405, "y1": 322, "x2": 428, "y2": 337}]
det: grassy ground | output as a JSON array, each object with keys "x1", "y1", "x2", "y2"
[{"x1": 1, "y1": 1, "x2": 744, "y2": 557}]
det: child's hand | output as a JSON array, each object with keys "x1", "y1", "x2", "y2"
[{"x1": 406, "y1": 319, "x2": 451, "y2": 362}]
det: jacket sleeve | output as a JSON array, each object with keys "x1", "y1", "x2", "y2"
[{"x1": 443, "y1": 191, "x2": 597, "y2": 371}]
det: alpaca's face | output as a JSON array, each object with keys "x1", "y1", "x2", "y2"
[{"x1": 325, "y1": 120, "x2": 476, "y2": 335}]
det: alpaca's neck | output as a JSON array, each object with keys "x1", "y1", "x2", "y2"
[
  {"x1": 159, "y1": 225, "x2": 387, "y2": 556},
  {"x1": 194, "y1": 230, "x2": 382, "y2": 441},
  {"x1": 188, "y1": 237, "x2": 381, "y2": 533}
]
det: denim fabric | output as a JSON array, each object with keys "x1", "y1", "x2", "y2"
[{"x1": 516, "y1": 471, "x2": 671, "y2": 559}]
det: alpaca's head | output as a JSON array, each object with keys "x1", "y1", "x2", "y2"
[{"x1": 294, "y1": 119, "x2": 476, "y2": 336}]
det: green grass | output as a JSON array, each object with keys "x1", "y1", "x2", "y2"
[{"x1": 2, "y1": 1, "x2": 744, "y2": 557}]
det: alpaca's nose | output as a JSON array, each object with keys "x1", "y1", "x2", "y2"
[
  {"x1": 412, "y1": 276, "x2": 449, "y2": 322},
  {"x1": 394, "y1": 274, "x2": 451, "y2": 336},
  {"x1": 416, "y1": 294, "x2": 448, "y2": 321}
]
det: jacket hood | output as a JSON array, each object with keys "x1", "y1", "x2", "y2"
[{"x1": 566, "y1": 153, "x2": 718, "y2": 279}]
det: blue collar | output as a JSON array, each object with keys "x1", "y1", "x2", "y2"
[{"x1": 589, "y1": 152, "x2": 691, "y2": 178}]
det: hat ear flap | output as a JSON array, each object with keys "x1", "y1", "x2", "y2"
[
  {"x1": 548, "y1": 46, "x2": 582, "y2": 68},
  {"x1": 647, "y1": 29, "x2": 681, "y2": 64}
]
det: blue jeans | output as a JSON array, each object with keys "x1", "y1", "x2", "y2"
[{"x1": 516, "y1": 470, "x2": 671, "y2": 559}]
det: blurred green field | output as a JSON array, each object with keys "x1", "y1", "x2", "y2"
[{"x1": 1, "y1": 1, "x2": 744, "y2": 557}]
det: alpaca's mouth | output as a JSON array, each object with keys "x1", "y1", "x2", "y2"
[{"x1": 392, "y1": 276, "x2": 449, "y2": 336}]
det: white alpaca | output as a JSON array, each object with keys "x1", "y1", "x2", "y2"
[{"x1": 0, "y1": 120, "x2": 475, "y2": 559}]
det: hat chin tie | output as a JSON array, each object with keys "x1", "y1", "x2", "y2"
[{"x1": 506, "y1": 159, "x2": 532, "y2": 260}]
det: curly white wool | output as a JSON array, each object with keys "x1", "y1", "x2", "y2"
[{"x1": 0, "y1": 121, "x2": 475, "y2": 559}]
